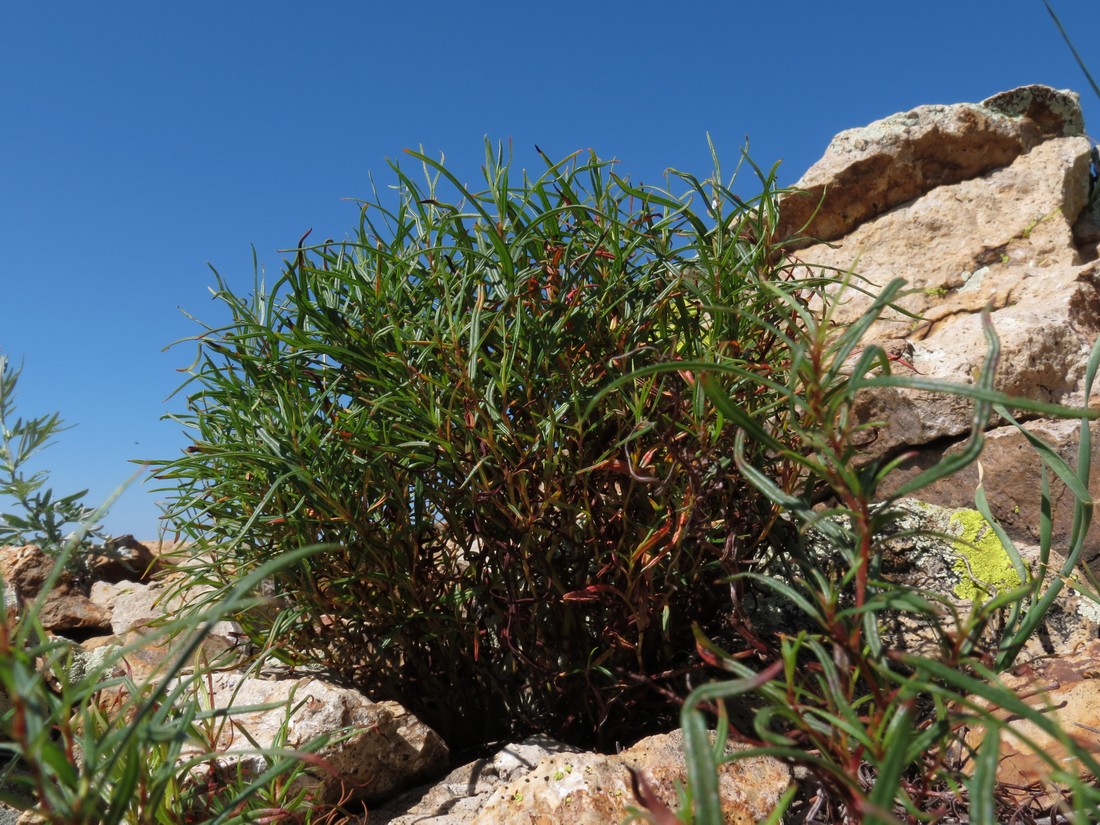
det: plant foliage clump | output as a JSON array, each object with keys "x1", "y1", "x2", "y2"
[
  {"x1": 0, "y1": 356, "x2": 110, "y2": 560},
  {"x1": 666, "y1": 294, "x2": 1100, "y2": 823},
  {"x1": 0, "y1": 363, "x2": 341, "y2": 825},
  {"x1": 158, "y1": 145, "x2": 823, "y2": 751}
]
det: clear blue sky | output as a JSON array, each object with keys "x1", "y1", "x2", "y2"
[{"x1": 2, "y1": 1, "x2": 1097, "y2": 541}]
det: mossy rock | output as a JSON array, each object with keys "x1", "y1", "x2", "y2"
[
  {"x1": 889, "y1": 499, "x2": 1022, "y2": 603},
  {"x1": 946, "y1": 507, "x2": 1022, "y2": 602}
]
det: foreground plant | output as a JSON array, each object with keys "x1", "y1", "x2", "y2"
[
  {"x1": 655, "y1": 283, "x2": 1100, "y2": 823},
  {"x1": 0, "y1": 365, "x2": 344, "y2": 824},
  {"x1": 156, "y1": 142, "x2": 831, "y2": 751},
  {"x1": 0, "y1": 356, "x2": 110, "y2": 559},
  {"x1": 0, "y1": 545, "x2": 350, "y2": 824}
]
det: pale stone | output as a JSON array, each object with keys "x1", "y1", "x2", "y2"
[
  {"x1": 371, "y1": 735, "x2": 583, "y2": 824},
  {"x1": 880, "y1": 419, "x2": 1100, "y2": 571},
  {"x1": 964, "y1": 640, "x2": 1100, "y2": 799},
  {"x1": 776, "y1": 86, "x2": 1100, "y2": 588},
  {"x1": 470, "y1": 730, "x2": 789, "y2": 825},
  {"x1": 798, "y1": 135, "x2": 1096, "y2": 455},
  {"x1": 0, "y1": 544, "x2": 59, "y2": 600},
  {"x1": 34, "y1": 588, "x2": 113, "y2": 636},
  {"x1": 778, "y1": 84, "x2": 1084, "y2": 244},
  {"x1": 181, "y1": 672, "x2": 449, "y2": 805},
  {"x1": 829, "y1": 499, "x2": 1100, "y2": 661}
]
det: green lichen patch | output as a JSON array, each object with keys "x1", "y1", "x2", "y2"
[{"x1": 948, "y1": 509, "x2": 1021, "y2": 601}]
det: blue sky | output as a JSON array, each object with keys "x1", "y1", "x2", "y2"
[{"x1": 2, "y1": 1, "x2": 1097, "y2": 541}]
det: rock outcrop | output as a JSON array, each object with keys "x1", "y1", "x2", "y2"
[
  {"x1": 372, "y1": 730, "x2": 790, "y2": 825},
  {"x1": 0, "y1": 544, "x2": 113, "y2": 637},
  {"x1": 778, "y1": 86, "x2": 1086, "y2": 245},
  {"x1": 181, "y1": 672, "x2": 449, "y2": 805},
  {"x1": 964, "y1": 640, "x2": 1100, "y2": 797},
  {"x1": 781, "y1": 84, "x2": 1100, "y2": 565}
]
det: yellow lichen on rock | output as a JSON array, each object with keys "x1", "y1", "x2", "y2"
[{"x1": 948, "y1": 508, "x2": 1022, "y2": 601}]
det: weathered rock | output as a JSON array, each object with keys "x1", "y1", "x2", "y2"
[
  {"x1": 0, "y1": 545, "x2": 114, "y2": 636},
  {"x1": 183, "y1": 672, "x2": 449, "y2": 805},
  {"x1": 777, "y1": 87, "x2": 1100, "y2": 588},
  {"x1": 90, "y1": 578, "x2": 171, "y2": 635},
  {"x1": 965, "y1": 639, "x2": 1100, "y2": 798},
  {"x1": 4, "y1": 540, "x2": 448, "y2": 817},
  {"x1": 787, "y1": 499, "x2": 1099, "y2": 662},
  {"x1": 89, "y1": 577, "x2": 235, "y2": 637},
  {"x1": 85, "y1": 577, "x2": 246, "y2": 677},
  {"x1": 0, "y1": 544, "x2": 60, "y2": 600},
  {"x1": 34, "y1": 586, "x2": 113, "y2": 637},
  {"x1": 880, "y1": 418, "x2": 1100, "y2": 570},
  {"x1": 808, "y1": 134, "x2": 1095, "y2": 450},
  {"x1": 79, "y1": 625, "x2": 244, "y2": 683},
  {"x1": 778, "y1": 87, "x2": 1100, "y2": 573},
  {"x1": 778, "y1": 85, "x2": 1085, "y2": 245},
  {"x1": 469, "y1": 730, "x2": 790, "y2": 825},
  {"x1": 84, "y1": 535, "x2": 163, "y2": 583},
  {"x1": 1074, "y1": 189, "x2": 1100, "y2": 262},
  {"x1": 370, "y1": 735, "x2": 584, "y2": 824}
]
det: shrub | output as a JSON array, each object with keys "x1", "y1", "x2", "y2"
[{"x1": 156, "y1": 143, "x2": 830, "y2": 751}]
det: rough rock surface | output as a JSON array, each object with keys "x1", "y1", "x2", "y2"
[
  {"x1": 880, "y1": 418, "x2": 1100, "y2": 569},
  {"x1": 966, "y1": 639, "x2": 1100, "y2": 798},
  {"x1": 0, "y1": 544, "x2": 112, "y2": 636},
  {"x1": 765, "y1": 499, "x2": 1099, "y2": 665},
  {"x1": 780, "y1": 85, "x2": 1100, "y2": 565},
  {"x1": 84, "y1": 534, "x2": 164, "y2": 583},
  {"x1": 468, "y1": 730, "x2": 789, "y2": 825},
  {"x1": 768, "y1": 86, "x2": 1100, "y2": 801},
  {"x1": 369, "y1": 735, "x2": 584, "y2": 824},
  {"x1": 188, "y1": 672, "x2": 449, "y2": 805},
  {"x1": 802, "y1": 132, "x2": 1095, "y2": 447},
  {"x1": 0, "y1": 540, "x2": 449, "y2": 820},
  {"x1": 778, "y1": 85, "x2": 1085, "y2": 245}
]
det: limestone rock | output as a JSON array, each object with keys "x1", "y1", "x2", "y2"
[
  {"x1": 34, "y1": 586, "x2": 113, "y2": 636},
  {"x1": 3, "y1": 541, "x2": 449, "y2": 815},
  {"x1": 469, "y1": 730, "x2": 790, "y2": 825},
  {"x1": 778, "y1": 85, "x2": 1085, "y2": 245},
  {"x1": 89, "y1": 577, "x2": 234, "y2": 636},
  {"x1": 0, "y1": 544, "x2": 113, "y2": 637},
  {"x1": 808, "y1": 134, "x2": 1095, "y2": 451},
  {"x1": 370, "y1": 735, "x2": 584, "y2": 824},
  {"x1": 776, "y1": 87, "x2": 1100, "y2": 584},
  {"x1": 0, "y1": 544, "x2": 60, "y2": 600},
  {"x1": 1074, "y1": 189, "x2": 1100, "y2": 261},
  {"x1": 965, "y1": 640, "x2": 1100, "y2": 797},
  {"x1": 880, "y1": 418, "x2": 1100, "y2": 569},
  {"x1": 85, "y1": 577, "x2": 246, "y2": 677},
  {"x1": 84, "y1": 535, "x2": 163, "y2": 583},
  {"x1": 184, "y1": 672, "x2": 449, "y2": 805},
  {"x1": 788, "y1": 499, "x2": 1099, "y2": 662},
  {"x1": 777, "y1": 88, "x2": 1100, "y2": 568}
]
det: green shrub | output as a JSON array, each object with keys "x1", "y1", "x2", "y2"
[{"x1": 156, "y1": 144, "x2": 829, "y2": 751}]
